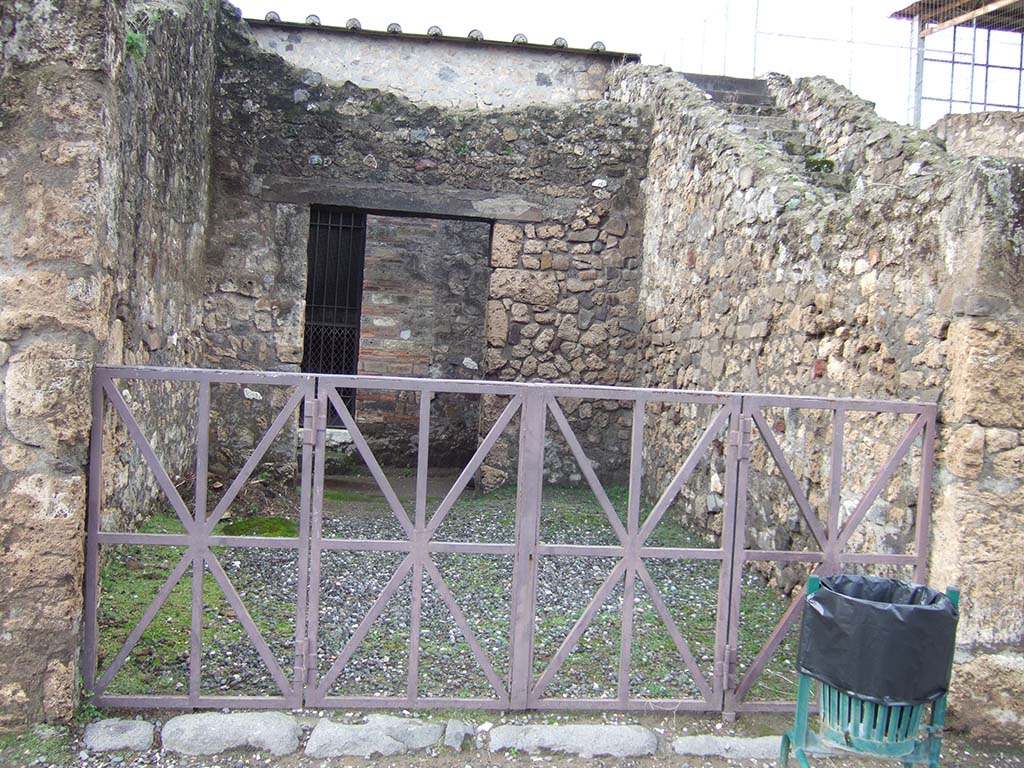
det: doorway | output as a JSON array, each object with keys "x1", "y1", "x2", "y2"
[{"x1": 300, "y1": 206, "x2": 366, "y2": 423}]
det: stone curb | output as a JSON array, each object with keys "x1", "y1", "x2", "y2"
[
  {"x1": 673, "y1": 734, "x2": 781, "y2": 760},
  {"x1": 444, "y1": 719, "x2": 474, "y2": 751},
  {"x1": 161, "y1": 712, "x2": 302, "y2": 756},
  {"x1": 489, "y1": 723, "x2": 659, "y2": 758},
  {"x1": 305, "y1": 714, "x2": 446, "y2": 758},
  {"x1": 83, "y1": 720, "x2": 155, "y2": 752},
  {"x1": 81, "y1": 713, "x2": 788, "y2": 761}
]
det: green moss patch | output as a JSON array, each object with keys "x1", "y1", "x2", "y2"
[{"x1": 219, "y1": 516, "x2": 298, "y2": 537}]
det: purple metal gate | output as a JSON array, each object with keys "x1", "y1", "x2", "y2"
[
  {"x1": 83, "y1": 366, "x2": 936, "y2": 714},
  {"x1": 721, "y1": 395, "x2": 935, "y2": 717}
]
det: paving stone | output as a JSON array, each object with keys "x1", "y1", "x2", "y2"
[
  {"x1": 672, "y1": 734, "x2": 780, "y2": 759},
  {"x1": 305, "y1": 716, "x2": 445, "y2": 758},
  {"x1": 444, "y1": 719, "x2": 475, "y2": 751},
  {"x1": 488, "y1": 724, "x2": 658, "y2": 757},
  {"x1": 305, "y1": 721, "x2": 404, "y2": 759},
  {"x1": 83, "y1": 719, "x2": 154, "y2": 752},
  {"x1": 364, "y1": 714, "x2": 445, "y2": 750},
  {"x1": 160, "y1": 712, "x2": 301, "y2": 756}
]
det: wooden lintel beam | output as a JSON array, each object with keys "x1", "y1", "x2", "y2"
[{"x1": 921, "y1": 0, "x2": 1021, "y2": 37}]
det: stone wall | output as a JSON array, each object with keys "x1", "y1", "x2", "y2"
[
  {"x1": 3, "y1": 0, "x2": 1020, "y2": 741},
  {"x1": 932, "y1": 110, "x2": 1024, "y2": 159},
  {"x1": 0, "y1": 0, "x2": 216, "y2": 725},
  {"x1": 100, "y1": 0, "x2": 217, "y2": 531},
  {"x1": 249, "y1": 21, "x2": 618, "y2": 110},
  {"x1": 207, "y1": 8, "x2": 650, "y2": 481},
  {"x1": 779, "y1": 77, "x2": 1024, "y2": 742},
  {"x1": 613, "y1": 65, "x2": 1024, "y2": 742}
]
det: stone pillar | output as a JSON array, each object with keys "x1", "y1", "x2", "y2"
[
  {"x1": 933, "y1": 160, "x2": 1024, "y2": 744},
  {"x1": 0, "y1": 0, "x2": 117, "y2": 724},
  {"x1": 2, "y1": 0, "x2": 217, "y2": 724},
  {"x1": 935, "y1": 319, "x2": 1024, "y2": 742}
]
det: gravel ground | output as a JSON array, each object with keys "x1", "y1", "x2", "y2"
[{"x1": 97, "y1": 474, "x2": 796, "y2": 704}]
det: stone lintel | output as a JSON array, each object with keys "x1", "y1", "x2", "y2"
[{"x1": 260, "y1": 176, "x2": 579, "y2": 222}]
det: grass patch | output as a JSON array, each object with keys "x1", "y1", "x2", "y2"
[
  {"x1": 97, "y1": 514, "x2": 296, "y2": 696},
  {"x1": 0, "y1": 726, "x2": 73, "y2": 768},
  {"x1": 219, "y1": 516, "x2": 298, "y2": 537},
  {"x1": 97, "y1": 543, "x2": 215, "y2": 694},
  {"x1": 323, "y1": 487, "x2": 389, "y2": 504},
  {"x1": 125, "y1": 31, "x2": 147, "y2": 60},
  {"x1": 98, "y1": 484, "x2": 799, "y2": 703},
  {"x1": 737, "y1": 577, "x2": 801, "y2": 701}
]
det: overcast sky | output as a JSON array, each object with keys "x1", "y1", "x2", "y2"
[{"x1": 232, "y1": 0, "x2": 1020, "y2": 126}]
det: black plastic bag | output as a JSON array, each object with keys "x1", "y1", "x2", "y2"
[{"x1": 797, "y1": 575, "x2": 958, "y2": 706}]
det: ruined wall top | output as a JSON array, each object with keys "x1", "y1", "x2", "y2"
[
  {"x1": 247, "y1": 18, "x2": 634, "y2": 109},
  {"x1": 932, "y1": 111, "x2": 1024, "y2": 160}
]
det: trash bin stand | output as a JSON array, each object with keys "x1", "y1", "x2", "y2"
[{"x1": 779, "y1": 575, "x2": 960, "y2": 768}]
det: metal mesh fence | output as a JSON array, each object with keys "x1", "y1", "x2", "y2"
[
  {"x1": 905, "y1": 1, "x2": 1024, "y2": 126},
  {"x1": 681, "y1": 1, "x2": 1024, "y2": 126}
]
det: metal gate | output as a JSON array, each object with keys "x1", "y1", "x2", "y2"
[{"x1": 83, "y1": 366, "x2": 935, "y2": 713}]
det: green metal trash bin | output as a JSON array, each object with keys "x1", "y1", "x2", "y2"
[{"x1": 779, "y1": 575, "x2": 959, "y2": 768}]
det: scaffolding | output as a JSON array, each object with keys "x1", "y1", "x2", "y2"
[{"x1": 893, "y1": 1, "x2": 1024, "y2": 127}]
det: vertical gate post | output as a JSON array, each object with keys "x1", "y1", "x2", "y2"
[
  {"x1": 188, "y1": 380, "x2": 211, "y2": 705},
  {"x1": 508, "y1": 391, "x2": 545, "y2": 709},
  {"x1": 82, "y1": 370, "x2": 107, "y2": 697},
  {"x1": 301, "y1": 380, "x2": 328, "y2": 706},
  {"x1": 406, "y1": 390, "x2": 432, "y2": 703},
  {"x1": 721, "y1": 396, "x2": 753, "y2": 720},
  {"x1": 914, "y1": 406, "x2": 937, "y2": 583}
]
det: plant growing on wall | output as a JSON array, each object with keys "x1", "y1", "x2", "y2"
[
  {"x1": 125, "y1": 31, "x2": 147, "y2": 60},
  {"x1": 125, "y1": 5, "x2": 171, "y2": 62}
]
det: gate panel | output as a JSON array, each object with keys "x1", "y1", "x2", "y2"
[
  {"x1": 723, "y1": 395, "x2": 937, "y2": 717},
  {"x1": 525, "y1": 391, "x2": 736, "y2": 712},
  {"x1": 83, "y1": 368, "x2": 313, "y2": 710},
  {"x1": 305, "y1": 378, "x2": 521, "y2": 709}
]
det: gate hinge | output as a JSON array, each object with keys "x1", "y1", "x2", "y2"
[
  {"x1": 713, "y1": 646, "x2": 725, "y2": 691},
  {"x1": 301, "y1": 398, "x2": 328, "y2": 445},
  {"x1": 316, "y1": 397, "x2": 328, "y2": 434},
  {"x1": 728, "y1": 417, "x2": 753, "y2": 460},
  {"x1": 296, "y1": 636, "x2": 318, "y2": 688},
  {"x1": 727, "y1": 644, "x2": 739, "y2": 687},
  {"x1": 720, "y1": 643, "x2": 741, "y2": 689},
  {"x1": 302, "y1": 398, "x2": 316, "y2": 446},
  {"x1": 305, "y1": 637, "x2": 317, "y2": 687}
]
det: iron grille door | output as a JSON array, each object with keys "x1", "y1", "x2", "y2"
[{"x1": 301, "y1": 207, "x2": 366, "y2": 424}]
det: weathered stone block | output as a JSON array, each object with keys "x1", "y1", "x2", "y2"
[
  {"x1": 949, "y1": 651, "x2": 1024, "y2": 745},
  {"x1": 5, "y1": 341, "x2": 93, "y2": 452},
  {"x1": 489, "y1": 269, "x2": 558, "y2": 305},
  {"x1": 567, "y1": 228, "x2": 599, "y2": 242},
  {"x1": 992, "y1": 446, "x2": 1024, "y2": 478},
  {"x1": 162, "y1": 712, "x2": 302, "y2": 756},
  {"x1": 947, "y1": 320, "x2": 1024, "y2": 428},
  {"x1": 986, "y1": 428, "x2": 1019, "y2": 453},
  {"x1": 931, "y1": 484, "x2": 1024, "y2": 648},
  {"x1": 491, "y1": 223, "x2": 522, "y2": 267},
  {"x1": 0, "y1": 271, "x2": 110, "y2": 341},
  {"x1": 485, "y1": 301, "x2": 508, "y2": 346},
  {"x1": 944, "y1": 424, "x2": 985, "y2": 479},
  {"x1": 536, "y1": 223, "x2": 565, "y2": 239},
  {"x1": 84, "y1": 719, "x2": 155, "y2": 752}
]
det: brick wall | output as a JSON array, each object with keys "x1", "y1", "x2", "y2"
[{"x1": 354, "y1": 215, "x2": 490, "y2": 464}]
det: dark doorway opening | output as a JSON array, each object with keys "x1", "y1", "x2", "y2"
[{"x1": 301, "y1": 206, "x2": 366, "y2": 425}]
